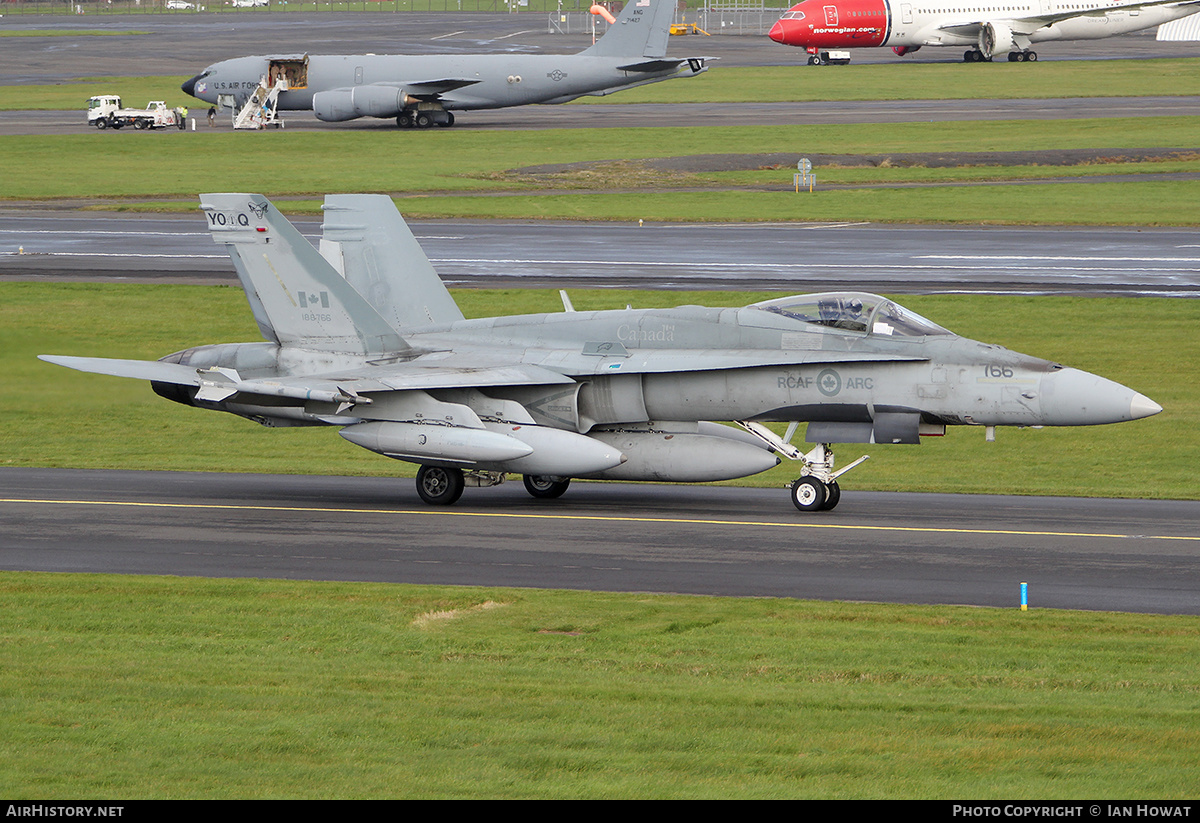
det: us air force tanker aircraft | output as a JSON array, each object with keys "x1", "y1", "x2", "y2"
[
  {"x1": 40, "y1": 195, "x2": 1160, "y2": 512},
  {"x1": 180, "y1": 0, "x2": 708, "y2": 128},
  {"x1": 768, "y1": 0, "x2": 1200, "y2": 63}
]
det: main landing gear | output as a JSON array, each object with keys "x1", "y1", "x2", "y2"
[
  {"x1": 415, "y1": 465, "x2": 465, "y2": 505},
  {"x1": 964, "y1": 49, "x2": 1037, "y2": 62},
  {"x1": 522, "y1": 474, "x2": 571, "y2": 499},
  {"x1": 397, "y1": 109, "x2": 455, "y2": 129},
  {"x1": 413, "y1": 467, "x2": 572, "y2": 505}
]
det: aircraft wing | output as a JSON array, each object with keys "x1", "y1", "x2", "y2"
[
  {"x1": 937, "y1": 0, "x2": 1200, "y2": 36},
  {"x1": 382, "y1": 77, "x2": 481, "y2": 100},
  {"x1": 39, "y1": 353, "x2": 574, "y2": 409}
]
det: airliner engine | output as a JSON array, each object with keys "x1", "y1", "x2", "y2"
[{"x1": 979, "y1": 22, "x2": 1016, "y2": 59}]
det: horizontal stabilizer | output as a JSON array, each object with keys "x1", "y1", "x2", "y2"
[
  {"x1": 38, "y1": 355, "x2": 203, "y2": 384},
  {"x1": 616, "y1": 58, "x2": 693, "y2": 72}
]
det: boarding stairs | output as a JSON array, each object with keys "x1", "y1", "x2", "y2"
[{"x1": 233, "y1": 76, "x2": 287, "y2": 130}]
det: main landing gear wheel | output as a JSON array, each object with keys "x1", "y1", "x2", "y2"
[
  {"x1": 397, "y1": 111, "x2": 413, "y2": 128},
  {"x1": 522, "y1": 475, "x2": 570, "y2": 499},
  {"x1": 791, "y1": 477, "x2": 841, "y2": 512},
  {"x1": 416, "y1": 465, "x2": 465, "y2": 506}
]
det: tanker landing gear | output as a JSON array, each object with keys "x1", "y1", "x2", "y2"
[{"x1": 397, "y1": 109, "x2": 455, "y2": 129}]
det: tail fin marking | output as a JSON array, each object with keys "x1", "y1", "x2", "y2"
[{"x1": 201, "y1": 193, "x2": 410, "y2": 355}]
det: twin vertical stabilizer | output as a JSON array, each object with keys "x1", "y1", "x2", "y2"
[
  {"x1": 319, "y1": 194, "x2": 464, "y2": 330},
  {"x1": 200, "y1": 193, "x2": 420, "y2": 355}
]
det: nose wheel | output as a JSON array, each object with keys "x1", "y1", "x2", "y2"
[{"x1": 791, "y1": 477, "x2": 841, "y2": 512}]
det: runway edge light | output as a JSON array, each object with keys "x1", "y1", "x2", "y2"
[{"x1": 1021, "y1": 582, "x2": 1028, "y2": 611}]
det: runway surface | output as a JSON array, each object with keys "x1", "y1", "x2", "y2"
[
  {"x1": 3, "y1": 209, "x2": 1199, "y2": 295},
  {"x1": 3, "y1": 467, "x2": 1198, "y2": 614}
]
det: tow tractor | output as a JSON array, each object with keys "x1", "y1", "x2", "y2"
[
  {"x1": 87, "y1": 96, "x2": 187, "y2": 130},
  {"x1": 806, "y1": 50, "x2": 851, "y2": 65}
]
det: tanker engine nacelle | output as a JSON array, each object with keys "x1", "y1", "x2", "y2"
[
  {"x1": 979, "y1": 22, "x2": 1016, "y2": 59},
  {"x1": 313, "y1": 86, "x2": 408, "y2": 121}
]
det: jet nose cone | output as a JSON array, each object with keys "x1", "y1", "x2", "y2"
[
  {"x1": 769, "y1": 21, "x2": 787, "y2": 43},
  {"x1": 181, "y1": 73, "x2": 202, "y2": 98},
  {"x1": 1130, "y1": 392, "x2": 1163, "y2": 421},
  {"x1": 1041, "y1": 367, "x2": 1162, "y2": 426}
]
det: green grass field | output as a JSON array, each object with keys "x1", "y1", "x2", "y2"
[
  {"x1": 4, "y1": 572, "x2": 1199, "y2": 799},
  {"x1": 3, "y1": 118, "x2": 1199, "y2": 225}
]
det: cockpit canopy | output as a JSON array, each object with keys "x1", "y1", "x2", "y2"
[{"x1": 747, "y1": 292, "x2": 951, "y2": 337}]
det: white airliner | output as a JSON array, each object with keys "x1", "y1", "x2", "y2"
[{"x1": 768, "y1": 0, "x2": 1200, "y2": 62}]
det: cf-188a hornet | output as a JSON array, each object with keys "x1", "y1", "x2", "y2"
[
  {"x1": 41, "y1": 194, "x2": 1160, "y2": 512},
  {"x1": 769, "y1": 0, "x2": 1200, "y2": 63},
  {"x1": 181, "y1": 0, "x2": 709, "y2": 128}
]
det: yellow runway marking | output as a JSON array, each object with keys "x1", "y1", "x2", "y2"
[{"x1": 4, "y1": 497, "x2": 1198, "y2": 542}]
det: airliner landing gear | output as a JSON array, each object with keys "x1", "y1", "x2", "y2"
[
  {"x1": 1007, "y1": 50, "x2": 1037, "y2": 62},
  {"x1": 964, "y1": 49, "x2": 991, "y2": 62}
]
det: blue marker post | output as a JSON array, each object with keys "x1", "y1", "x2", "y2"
[{"x1": 1020, "y1": 582, "x2": 1028, "y2": 611}]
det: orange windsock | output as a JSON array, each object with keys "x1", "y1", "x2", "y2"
[{"x1": 590, "y1": 4, "x2": 617, "y2": 23}]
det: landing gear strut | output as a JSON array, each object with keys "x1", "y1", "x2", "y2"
[
  {"x1": 788, "y1": 442, "x2": 858, "y2": 512},
  {"x1": 733, "y1": 422, "x2": 867, "y2": 514}
]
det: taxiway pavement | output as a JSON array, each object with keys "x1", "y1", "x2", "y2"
[{"x1": 3, "y1": 467, "x2": 1197, "y2": 614}]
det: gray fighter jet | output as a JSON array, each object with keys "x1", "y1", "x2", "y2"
[
  {"x1": 40, "y1": 194, "x2": 1161, "y2": 512},
  {"x1": 180, "y1": 0, "x2": 709, "y2": 128}
]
